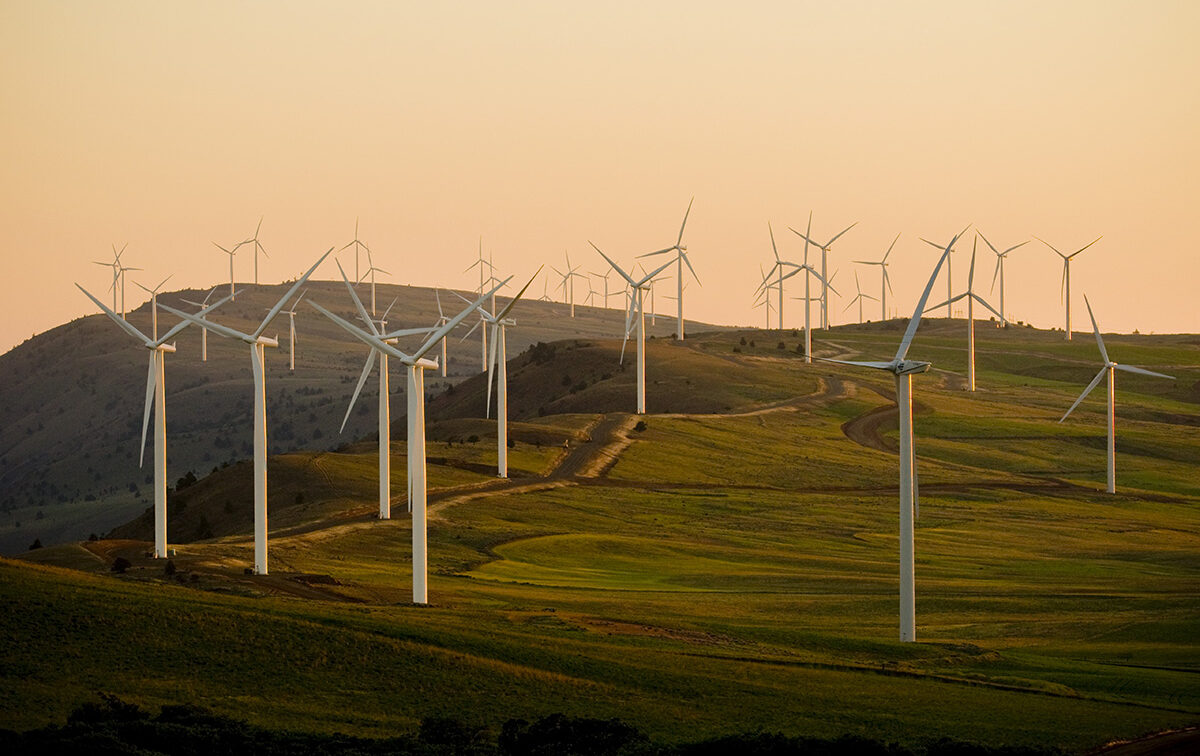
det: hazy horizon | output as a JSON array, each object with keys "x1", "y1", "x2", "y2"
[{"x1": 3, "y1": 1, "x2": 1198, "y2": 354}]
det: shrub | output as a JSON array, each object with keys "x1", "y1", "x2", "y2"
[
  {"x1": 111, "y1": 557, "x2": 132, "y2": 574},
  {"x1": 28, "y1": 538, "x2": 42, "y2": 550},
  {"x1": 634, "y1": 421, "x2": 647, "y2": 432},
  {"x1": 164, "y1": 560, "x2": 177, "y2": 576}
]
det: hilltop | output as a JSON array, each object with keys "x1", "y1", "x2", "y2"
[{"x1": 0, "y1": 280, "x2": 723, "y2": 554}]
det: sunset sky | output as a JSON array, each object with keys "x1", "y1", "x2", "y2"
[{"x1": 2, "y1": 1, "x2": 1197, "y2": 354}]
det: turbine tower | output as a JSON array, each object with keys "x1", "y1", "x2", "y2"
[
  {"x1": 1035, "y1": 235, "x2": 1101, "y2": 340},
  {"x1": 1060, "y1": 296, "x2": 1174, "y2": 493},
  {"x1": 854, "y1": 232, "x2": 899, "y2": 322},
  {"x1": 159, "y1": 249, "x2": 332, "y2": 575},
  {"x1": 790, "y1": 217, "x2": 856, "y2": 330},
  {"x1": 76, "y1": 284, "x2": 230, "y2": 559},
  {"x1": 821, "y1": 226, "x2": 967, "y2": 642},
  {"x1": 244, "y1": 217, "x2": 268, "y2": 285},
  {"x1": 93, "y1": 243, "x2": 128, "y2": 315},
  {"x1": 312, "y1": 277, "x2": 509, "y2": 604},
  {"x1": 591, "y1": 243, "x2": 672, "y2": 414},
  {"x1": 924, "y1": 238, "x2": 1005, "y2": 391},
  {"x1": 277, "y1": 291, "x2": 306, "y2": 372},
  {"x1": 637, "y1": 198, "x2": 697, "y2": 340},
  {"x1": 213, "y1": 241, "x2": 240, "y2": 301},
  {"x1": 479, "y1": 270, "x2": 540, "y2": 478},
  {"x1": 976, "y1": 231, "x2": 1028, "y2": 326}
]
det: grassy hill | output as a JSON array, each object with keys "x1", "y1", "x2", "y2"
[
  {"x1": 3, "y1": 321, "x2": 1199, "y2": 752},
  {"x1": 0, "y1": 280, "x2": 721, "y2": 554}
]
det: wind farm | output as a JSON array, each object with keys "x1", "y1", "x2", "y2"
[{"x1": 2, "y1": 3, "x2": 1199, "y2": 755}]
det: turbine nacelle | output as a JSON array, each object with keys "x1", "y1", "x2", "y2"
[{"x1": 894, "y1": 359, "x2": 931, "y2": 376}]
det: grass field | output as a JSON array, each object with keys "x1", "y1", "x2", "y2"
[{"x1": 4, "y1": 322, "x2": 1199, "y2": 752}]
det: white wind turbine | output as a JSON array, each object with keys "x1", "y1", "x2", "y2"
[
  {"x1": 591, "y1": 269, "x2": 614, "y2": 308},
  {"x1": 278, "y1": 291, "x2": 306, "y2": 372},
  {"x1": 180, "y1": 287, "x2": 220, "y2": 362},
  {"x1": 637, "y1": 198, "x2": 697, "y2": 340},
  {"x1": 821, "y1": 227, "x2": 966, "y2": 642},
  {"x1": 475, "y1": 270, "x2": 540, "y2": 478},
  {"x1": 923, "y1": 238, "x2": 1005, "y2": 392},
  {"x1": 244, "y1": 217, "x2": 269, "y2": 285},
  {"x1": 1060, "y1": 296, "x2": 1174, "y2": 494},
  {"x1": 133, "y1": 274, "x2": 173, "y2": 340},
  {"x1": 333, "y1": 266, "x2": 438, "y2": 521},
  {"x1": 765, "y1": 220, "x2": 831, "y2": 364},
  {"x1": 1035, "y1": 235, "x2": 1101, "y2": 340},
  {"x1": 213, "y1": 240, "x2": 240, "y2": 302},
  {"x1": 76, "y1": 283, "x2": 231, "y2": 559},
  {"x1": 93, "y1": 243, "x2": 127, "y2": 314},
  {"x1": 360, "y1": 248, "x2": 390, "y2": 316},
  {"x1": 341, "y1": 217, "x2": 370, "y2": 284},
  {"x1": 159, "y1": 249, "x2": 332, "y2": 575},
  {"x1": 433, "y1": 290, "x2": 451, "y2": 377},
  {"x1": 590, "y1": 243, "x2": 672, "y2": 414},
  {"x1": 976, "y1": 231, "x2": 1028, "y2": 326},
  {"x1": 758, "y1": 217, "x2": 807, "y2": 331},
  {"x1": 919, "y1": 233, "x2": 967, "y2": 319},
  {"x1": 790, "y1": 217, "x2": 857, "y2": 330},
  {"x1": 551, "y1": 251, "x2": 586, "y2": 318},
  {"x1": 465, "y1": 240, "x2": 495, "y2": 370},
  {"x1": 854, "y1": 232, "x2": 899, "y2": 322},
  {"x1": 843, "y1": 271, "x2": 879, "y2": 325},
  {"x1": 753, "y1": 263, "x2": 778, "y2": 329},
  {"x1": 312, "y1": 275, "x2": 510, "y2": 604}
]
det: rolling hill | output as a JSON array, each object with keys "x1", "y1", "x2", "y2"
[{"x1": 0, "y1": 280, "x2": 723, "y2": 554}]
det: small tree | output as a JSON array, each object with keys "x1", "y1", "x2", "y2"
[
  {"x1": 28, "y1": 538, "x2": 42, "y2": 550},
  {"x1": 111, "y1": 557, "x2": 132, "y2": 574}
]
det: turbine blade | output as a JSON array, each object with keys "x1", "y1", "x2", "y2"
[
  {"x1": 414, "y1": 276, "x2": 512, "y2": 360},
  {"x1": 884, "y1": 232, "x2": 900, "y2": 261},
  {"x1": 818, "y1": 357, "x2": 897, "y2": 370},
  {"x1": 335, "y1": 260, "x2": 380, "y2": 337},
  {"x1": 976, "y1": 230, "x2": 1001, "y2": 257},
  {"x1": 1082, "y1": 295, "x2": 1109, "y2": 363},
  {"x1": 76, "y1": 284, "x2": 153, "y2": 346},
  {"x1": 896, "y1": 228, "x2": 963, "y2": 362},
  {"x1": 990, "y1": 255, "x2": 1001, "y2": 293},
  {"x1": 1115, "y1": 364, "x2": 1175, "y2": 380},
  {"x1": 256, "y1": 248, "x2": 333, "y2": 339},
  {"x1": 1034, "y1": 235, "x2": 1065, "y2": 258},
  {"x1": 1060, "y1": 367, "x2": 1107, "y2": 422},
  {"x1": 159, "y1": 303, "x2": 252, "y2": 342},
  {"x1": 971, "y1": 293, "x2": 1005, "y2": 322},
  {"x1": 681, "y1": 250, "x2": 700, "y2": 286},
  {"x1": 341, "y1": 351, "x2": 377, "y2": 434},
  {"x1": 1004, "y1": 240, "x2": 1030, "y2": 255},
  {"x1": 590, "y1": 242, "x2": 637, "y2": 286},
  {"x1": 139, "y1": 352, "x2": 155, "y2": 468},
  {"x1": 495, "y1": 266, "x2": 543, "y2": 322},
  {"x1": 309, "y1": 301, "x2": 412, "y2": 363},
  {"x1": 486, "y1": 323, "x2": 498, "y2": 418},
  {"x1": 677, "y1": 196, "x2": 694, "y2": 246},
  {"x1": 157, "y1": 291, "x2": 234, "y2": 345},
  {"x1": 967, "y1": 242, "x2": 977, "y2": 292},
  {"x1": 825, "y1": 221, "x2": 857, "y2": 248},
  {"x1": 1070, "y1": 236, "x2": 1102, "y2": 258}
]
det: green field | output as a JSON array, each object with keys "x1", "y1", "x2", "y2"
[{"x1": 4, "y1": 322, "x2": 1199, "y2": 752}]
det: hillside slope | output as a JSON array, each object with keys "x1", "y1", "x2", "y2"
[{"x1": 0, "y1": 280, "x2": 723, "y2": 554}]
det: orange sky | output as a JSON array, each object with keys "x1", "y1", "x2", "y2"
[{"x1": 2, "y1": 1, "x2": 1197, "y2": 353}]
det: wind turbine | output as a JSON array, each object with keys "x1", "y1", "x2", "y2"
[
  {"x1": 159, "y1": 249, "x2": 332, "y2": 575},
  {"x1": 213, "y1": 240, "x2": 240, "y2": 301},
  {"x1": 433, "y1": 290, "x2": 450, "y2": 377},
  {"x1": 821, "y1": 226, "x2": 967, "y2": 642},
  {"x1": 359, "y1": 248, "x2": 390, "y2": 316},
  {"x1": 854, "y1": 233, "x2": 899, "y2": 322},
  {"x1": 1060, "y1": 296, "x2": 1174, "y2": 493},
  {"x1": 843, "y1": 271, "x2": 879, "y2": 325},
  {"x1": 551, "y1": 251, "x2": 586, "y2": 318},
  {"x1": 76, "y1": 283, "x2": 231, "y2": 559},
  {"x1": 637, "y1": 198, "x2": 697, "y2": 340},
  {"x1": 590, "y1": 243, "x2": 672, "y2": 414},
  {"x1": 277, "y1": 291, "x2": 306, "y2": 372},
  {"x1": 753, "y1": 262, "x2": 778, "y2": 329},
  {"x1": 312, "y1": 275, "x2": 510, "y2": 604},
  {"x1": 767, "y1": 221, "x2": 831, "y2": 364},
  {"x1": 180, "y1": 287, "x2": 220, "y2": 361},
  {"x1": 591, "y1": 269, "x2": 614, "y2": 308},
  {"x1": 1035, "y1": 235, "x2": 1101, "y2": 340},
  {"x1": 244, "y1": 217, "x2": 269, "y2": 285},
  {"x1": 920, "y1": 233, "x2": 968, "y2": 319},
  {"x1": 476, "y1": 270, "x2": 540, "y2": 478},
  {"x1": 333, "y1": 265, "x2": 437, "y2": 521},
  {"x1": 465, "y1": 240, "x2": 494, "y2": 370},
  {"x1": 341, "y1": 218, "x2": 370, "y2": 283},
  {"x1": 976, "y1": 231, "x2": 1028, "y2": 327},
  {"x1": 790, "y1": 217, "x2": 857, "y2": 330},
  {"x1": 93, "y1": 243, "x2": 126, "y2": 314},
  {"x1": 133, "y1": 274, "x2": 173, "y2": 340},
  {"x1": 924, "y1": 238, "x2": 1005, "y2": 391}
]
